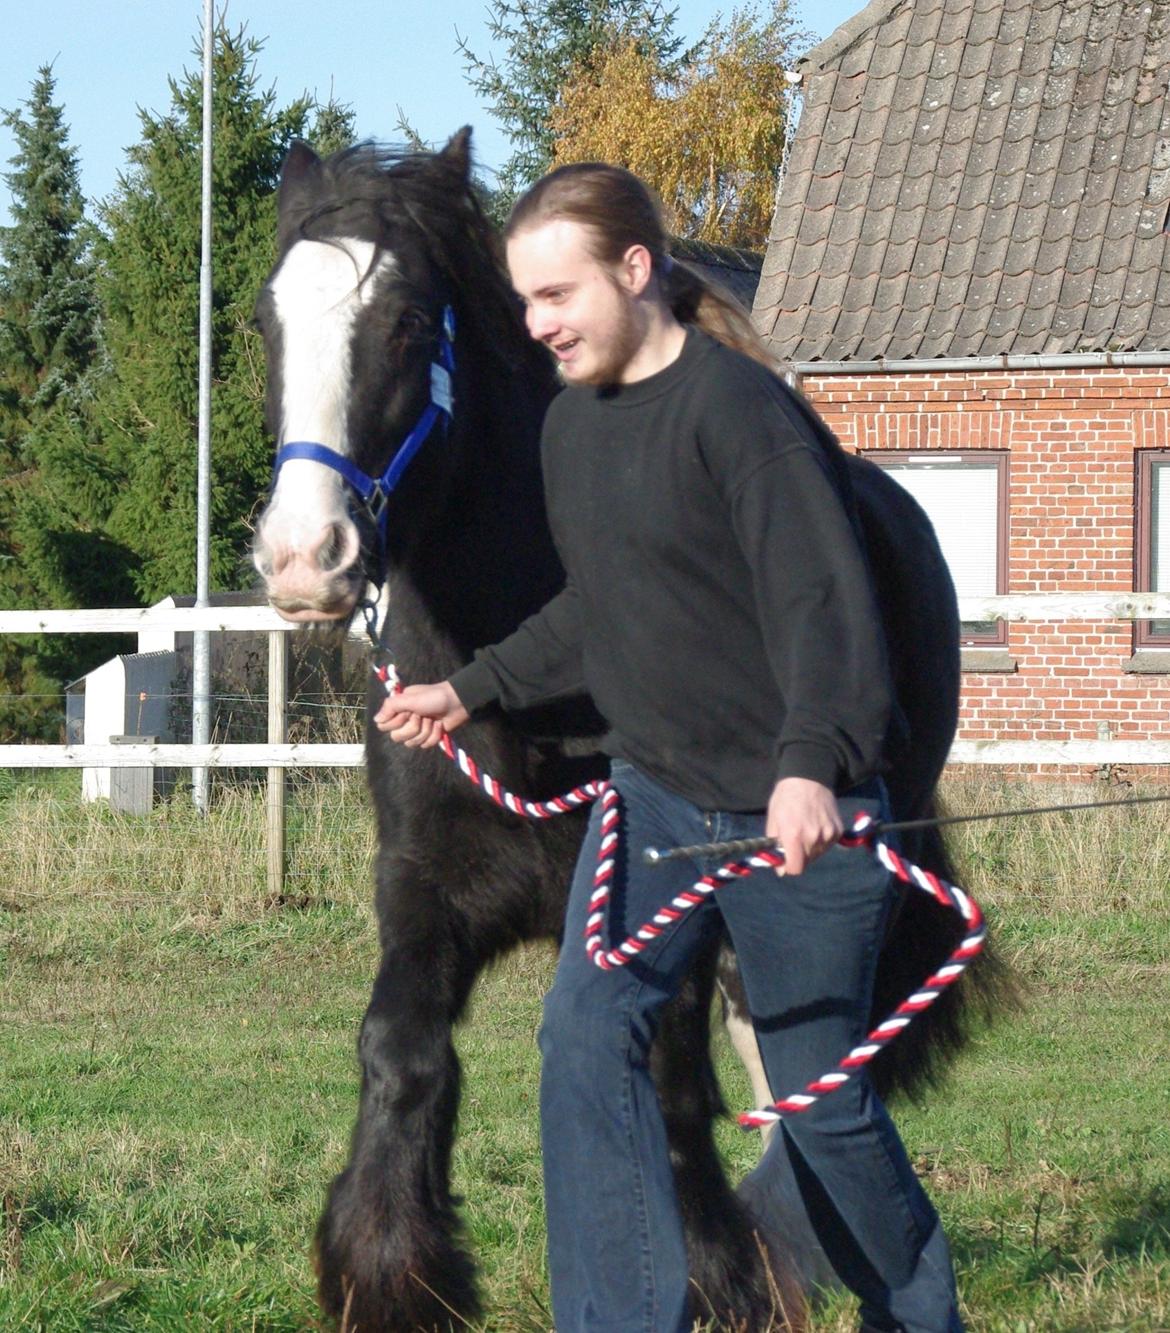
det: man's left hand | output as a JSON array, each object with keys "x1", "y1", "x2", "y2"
[{"x1": 765, "y1": 777, "x2": 843, "y2": 877}]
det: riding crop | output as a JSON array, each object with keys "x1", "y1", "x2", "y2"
[{"x1": 365, "y1": 621, "x2": 985, "y2": 1129}]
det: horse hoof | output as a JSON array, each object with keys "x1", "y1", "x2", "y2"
[{"x1": 314, "y1": 1172, "x2": 481, "y2": 1332}]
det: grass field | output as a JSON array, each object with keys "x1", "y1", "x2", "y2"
[{"x1": 1, "y1": 769, "x2": 1167, "y2": 1331}]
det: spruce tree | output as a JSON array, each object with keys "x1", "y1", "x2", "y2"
[
  {"x1": 309, "y1": 95, "x2": 358, "y2": 158},
  {"x1": 0, "y1": 65, "x2": 108, "y2": 740},
  {"x1": 0, "y1": 65, "x2": 99, "y2": 445},
  {"x1": 93, "y1": 24, "x2": 311, "y2": 603}
]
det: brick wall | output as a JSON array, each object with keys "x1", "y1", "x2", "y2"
[{"x1": 801, "y1": 368, "x2": 1170, "y2": 773}]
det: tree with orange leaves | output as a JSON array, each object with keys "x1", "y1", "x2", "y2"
[{"x1": 551, "y1": 2, "x2": 805, "y2": 249}]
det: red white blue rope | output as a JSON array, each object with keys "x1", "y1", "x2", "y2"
[{"x1": 374, "y1": 660, "x2": 985, "y2": 1127}]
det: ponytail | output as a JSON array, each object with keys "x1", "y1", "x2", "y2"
[{"x1": 659, "y1": 260, "x2": 778, "y2": 373}]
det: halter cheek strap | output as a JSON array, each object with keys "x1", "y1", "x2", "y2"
[{"x1": 270, "y1": 304, "x2": 456, "y2": 539}]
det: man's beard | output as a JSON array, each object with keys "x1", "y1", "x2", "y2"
[{"x1": 557, "y1": 301, "x2": 646, "y2": 388}]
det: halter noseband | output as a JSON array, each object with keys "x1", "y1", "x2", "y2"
[{"x1": 270, "y1": 304, "x2": 456, "y2": 542}]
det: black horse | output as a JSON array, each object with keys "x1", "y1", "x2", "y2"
[{"x1": 252, "y1": 132, "x2": 1000, "y2": 1332}]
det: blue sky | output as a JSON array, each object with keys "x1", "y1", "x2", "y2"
[{"x1": 2, "y1": 1, "x2": 863, "y2": 224}]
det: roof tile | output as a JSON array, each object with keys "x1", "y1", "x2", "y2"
[
  {"x1": 1018, "y1": 6, "x2": 1065, "y2": 61},
  {"x1": 920, "y1": 285, "x2": 969, "y2": 345},
  {"x1": 805, "y1": 170, "x2": 847, "y2": 213},
  {"x1": 1018, "y1": 297, "x2": 1060, "y2": 346},
  {"x1": 911, "y1": 235, "x2": 950, "y2": 281},
  {"x1": 887, "y1": 306, "x2": 935, "y2": 359},
  {"x1": 1034, "y1": 223, "x2": 1077, "y2": 275},
  {"x1": 829, "y1": 304, "x2": 874, "y2": 356},
  {"x1": 860, "y1": 303, "x2": 902, "y2": 356},
  {"x1": 811, "y1": 270, "x2": 851, "y2": 314},
  {"x1": 941, "y1": 234, "x2": 981, "y2": 277},
  {"x1": 881, "y1": 235, "x2": 920, "y2": 280},
  {"x1": 789, "y1": 240, "x2": 828, "y2": 281},
  {"x1": 1026, "y1": 266, "x2": 1065, "y2": 312},
  {"x1": 980, "y1": 301, "x2": 1026, "y2": 351},
  {"x1": 776, "y1": 270, "x2": 819, "y2": 311},
  {"x1": 866, "y1": 168, "x2": 907, "y2": 212},
  {"x1": 1147, "y1": 291, "x2": 1170, "y2": 348},
  {"x1": 830, "y1": 69, "x2": 867, "y2": 115},
  {"x1": 853, "y1": 236, "x2": 890, "y2": 280},
  {"x1": 841, "y1": 270, "x2": 883, "y2": 316}
]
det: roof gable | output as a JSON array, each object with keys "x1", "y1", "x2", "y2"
[{"x1": 755, "y1": 0, "x2": 1170, "y2": 363}]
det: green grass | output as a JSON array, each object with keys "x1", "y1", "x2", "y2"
[{"x1": 1, "y1": 774, "x2": 1167, "y2": 1330}]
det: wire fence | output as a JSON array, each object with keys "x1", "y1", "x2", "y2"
[
  {"x1": 2, "y1": 764, "x2": 377, "y2": 912},
  {"x1": 4, "y1": 594, "x2": 1170, "y2": 902}
]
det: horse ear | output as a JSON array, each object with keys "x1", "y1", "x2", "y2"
[
  {"x1": 439, "y1": 127, "x2": 473, "y2": 180},
  {"x1": 277, "y1": 140, "x2": 323, "y2": 243}
]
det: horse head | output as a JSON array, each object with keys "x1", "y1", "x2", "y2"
[{"x1": 252, "y1": 130, "x2": 517, "y2": 623}]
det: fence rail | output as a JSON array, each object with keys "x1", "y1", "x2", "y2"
[
  {"x1": 0, "y1": 743, "x2": 364, "y2": 767},
  {"x1": 2, "y1": 596, "x2": 1169, "y2": 775},
  {"x1": 4, "y1": 740, "x2": 1169, "y2": 768},
  {"x1": 3, "y1": 591, "x2": 1170, "y2": 635},
  {"x1": 0, "y1": 605, "x2": 307, "y2": 633}
]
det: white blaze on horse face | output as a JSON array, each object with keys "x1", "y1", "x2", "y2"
[{"x1": 255, "y1": 238, "x2": 394, "y2": 614}]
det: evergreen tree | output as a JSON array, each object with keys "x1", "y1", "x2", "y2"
[
  {"x1": 0, "y1": 64, "x2": 108, "y2": 739},
  {"x1": 93, "y1": 23, "x2": 311, "y2": 602},
  {"x1": 0, "y1": 65, "x2": 99, "y2": 450},
  {"x1": 309, "y1": 94, "x2": 358, "y2": 157},
  {"x1": 458, "y1": 0, "x2": 686, "y2": 205}
]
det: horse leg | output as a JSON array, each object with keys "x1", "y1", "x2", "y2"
[
  {"x1": 718, "y1": 982, "x2": 776, "y2": 1148},
  {"x1": 315, "y1": 888, "x2": 480, "y2": 1333},
  {"x1": 653, "y1": 937, "x2": 808, "y2": 1332}
]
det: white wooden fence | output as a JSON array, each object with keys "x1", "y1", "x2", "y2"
[
  {"x1": 3, "y1": 595, "x2": 1170, "y2": 772},
  {"x1": 3, "y1": 596, "x2": 1168, "y2": 894}
]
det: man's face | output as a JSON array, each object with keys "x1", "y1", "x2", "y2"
[{"x1": 506, "y1": 219, "x2": 645, "y2": 386}]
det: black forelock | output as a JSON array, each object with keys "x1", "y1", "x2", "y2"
[{"x1": 282, "y1": 142, "x2": 540, "y2": 381}]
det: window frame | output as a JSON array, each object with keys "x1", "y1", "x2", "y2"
[
  {"x1": 864, "y1": 449, "x2": 1010, "y2": 648},
  {"x1": 1135, "y1": 449, "x2": 1170, "y2": 647}
]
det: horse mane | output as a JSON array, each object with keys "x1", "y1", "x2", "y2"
[{"x1": 300, "y1": 142, "x2": 552, "y2": 389}]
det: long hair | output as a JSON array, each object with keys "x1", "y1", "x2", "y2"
[{"x1": 504, "y1": 162, "x2": 777, "y2": 373}]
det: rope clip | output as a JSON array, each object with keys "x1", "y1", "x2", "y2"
[{"x1": 359, "y1": 598, "x2": 381, "y2": 649}]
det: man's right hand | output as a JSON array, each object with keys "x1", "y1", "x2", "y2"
[{"x1": 373, "y1": 681, "x2": 470, "y2": 748}]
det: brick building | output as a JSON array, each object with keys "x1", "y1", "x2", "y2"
[{"x1": 754, "y1": 0, "x2": 1170, "y2": 772}]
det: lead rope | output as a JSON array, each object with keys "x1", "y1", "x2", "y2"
[{"x1": 368, "y1": 628, "x2": 985, "y2": 1129}]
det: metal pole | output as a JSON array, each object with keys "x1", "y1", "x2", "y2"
[
  {"x1": 267, "y1": 629, "x2": 288, "y2": 898},
  {"x1": 192, "y1": 0, "x2": 214, "y2": 813}
]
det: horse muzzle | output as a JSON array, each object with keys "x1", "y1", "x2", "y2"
[{"x1": 255, "y1": 513, "x2": 365, "y2": 621}]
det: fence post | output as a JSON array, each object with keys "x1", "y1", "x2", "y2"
[{"x1": 267, "y1": 630, "x2": 288, "y2": 898}]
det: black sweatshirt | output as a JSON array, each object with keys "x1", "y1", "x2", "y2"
[{"x1": 450, "y1": 329, "x2": 892, "y2": 812}]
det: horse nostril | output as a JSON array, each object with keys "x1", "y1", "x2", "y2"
[{"x1": 317, "y1": 522, "x2": 350, "y2": 573}]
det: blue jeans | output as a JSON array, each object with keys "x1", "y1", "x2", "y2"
[{"x1": 539, "y1": 761, "x2": 964, "y2": 1333}]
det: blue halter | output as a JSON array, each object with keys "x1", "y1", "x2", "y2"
[{"x1": 271, "y1": 305, "x2": 456, "y2": 541}]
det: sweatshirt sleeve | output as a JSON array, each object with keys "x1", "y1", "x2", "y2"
[
  {"x1": 448, "y1": 582, "x2": 587, "y2": 715},
  {"x1": 713, "y1": 387, "x2": 892, "y2": 793}
]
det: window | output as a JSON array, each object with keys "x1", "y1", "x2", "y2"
[
  {"x1": 1135, "y1": 450, "x2": 1170, "y2": 644},
  {"x1": 868, "y1": 451, "x2": 1008, "y2": 645}
]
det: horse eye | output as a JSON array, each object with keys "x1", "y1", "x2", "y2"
[{"x1": 395, "y1": 308, "x2": 428, "y2": 339}]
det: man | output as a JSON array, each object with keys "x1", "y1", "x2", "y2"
[{"x1": 376, "y1": 163, "x2": 964, "y2": 1333}]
